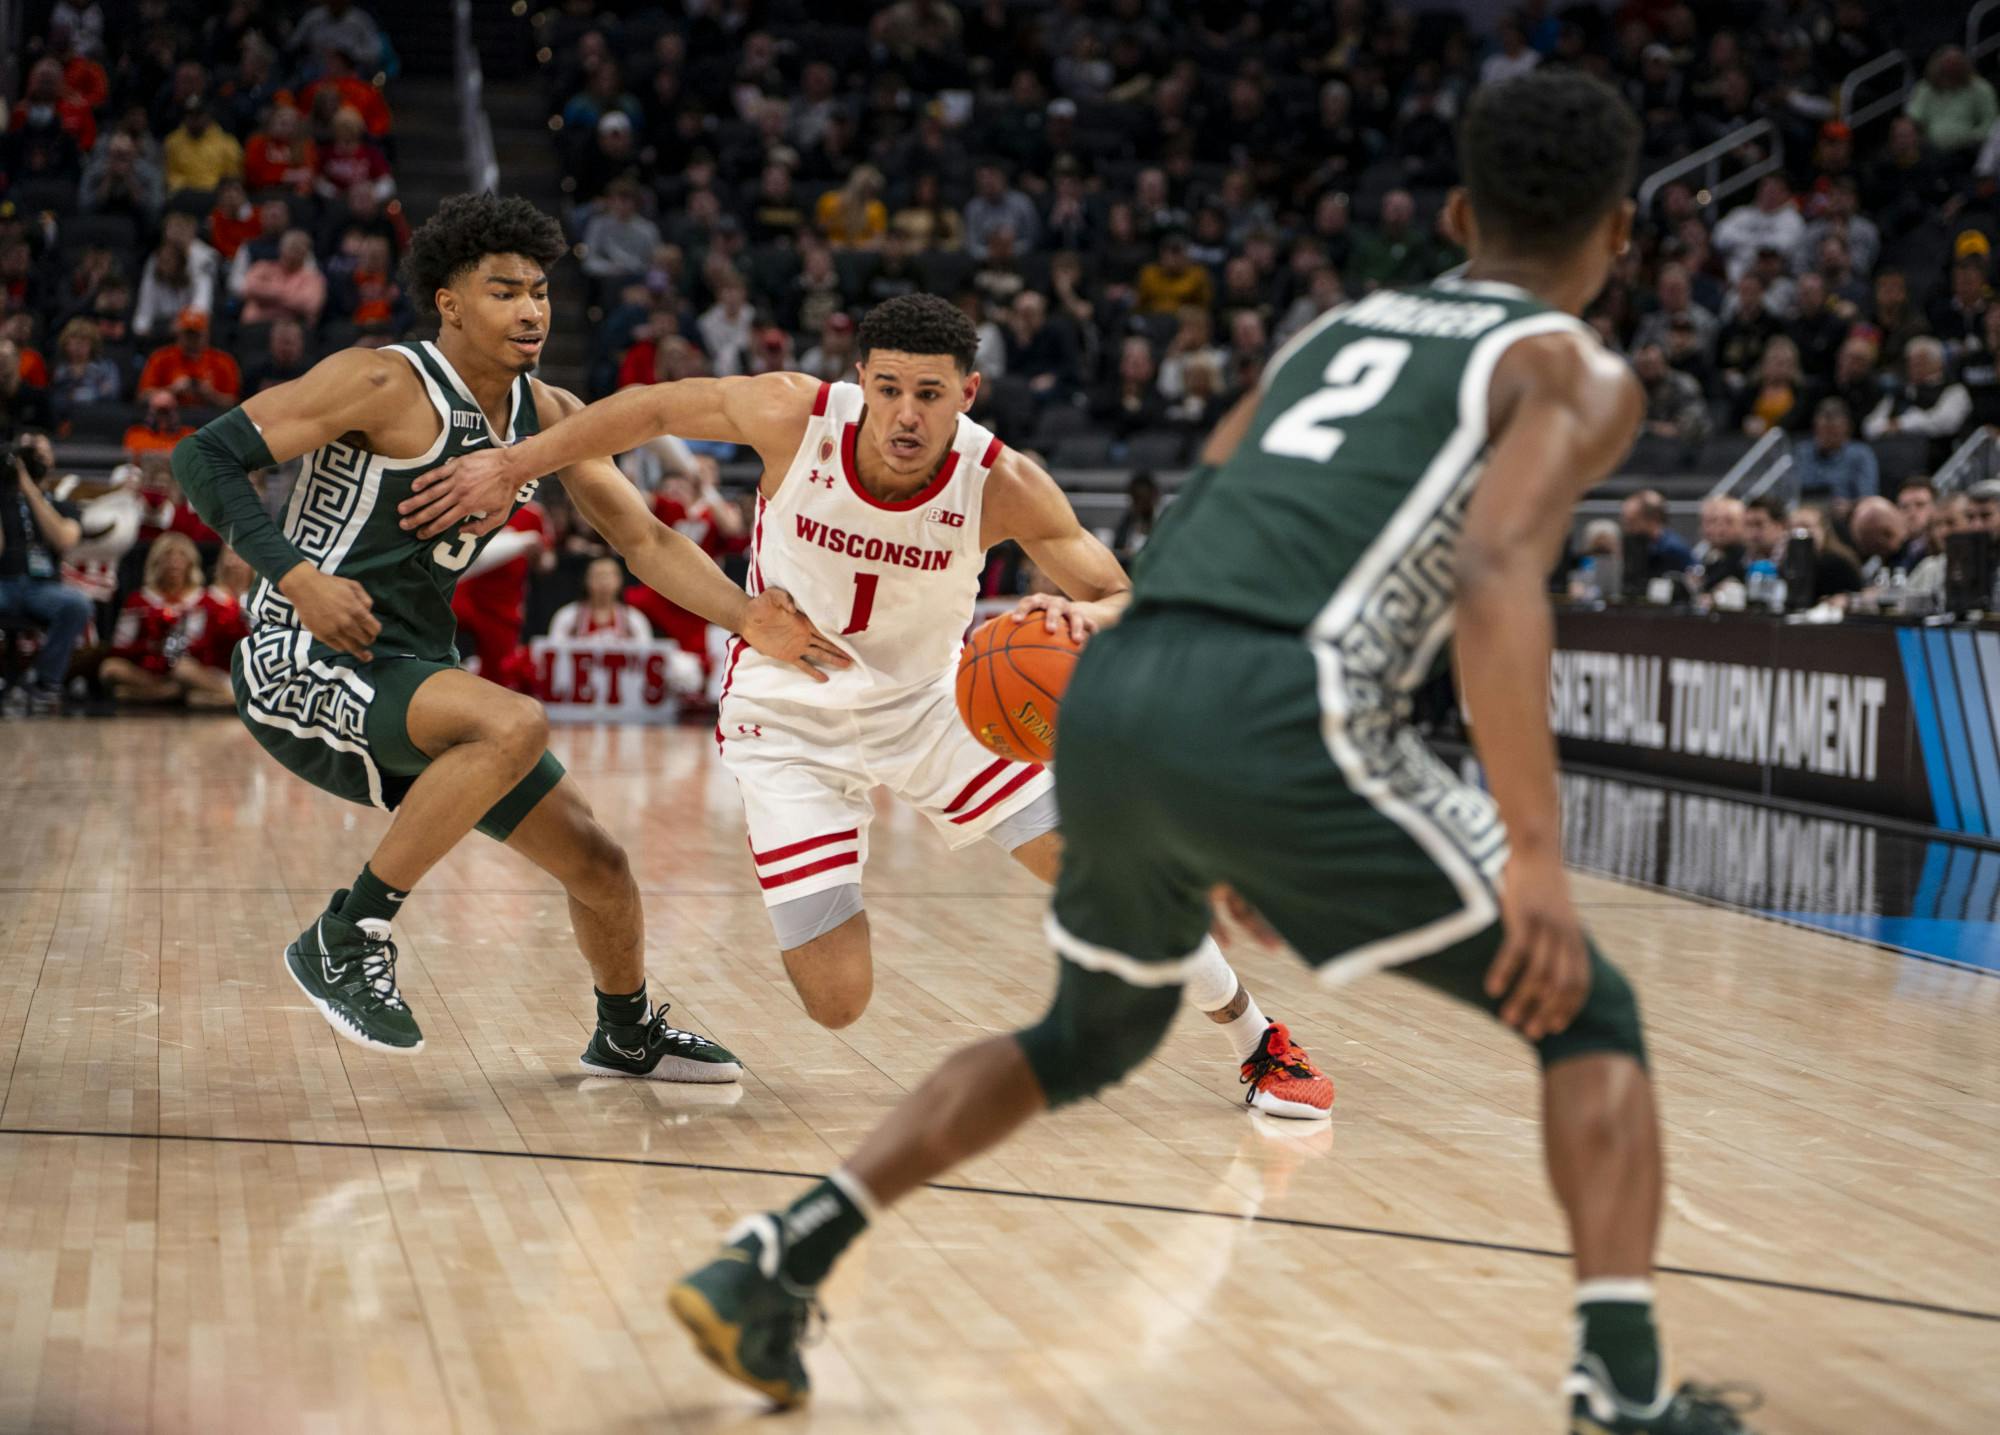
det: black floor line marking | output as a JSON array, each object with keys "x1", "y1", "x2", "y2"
[{"x1": 3, "y1": 1124, "x2": 1992, "y2": 1326}]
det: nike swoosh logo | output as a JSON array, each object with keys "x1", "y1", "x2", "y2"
[
  {"x1": 314, "y1": 919, "x2": 341, "y2": 984},
  {"x1": 605, "y1": 1036, "x2": 647, "y2": 1061},
  {"x1": 460, "y1": 437, "x2": 489, "y2": 449}
]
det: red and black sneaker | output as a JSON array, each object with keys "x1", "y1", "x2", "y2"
[{"x1": 1240, "y1": 1022, "x2": 1334, "y2": 1120}]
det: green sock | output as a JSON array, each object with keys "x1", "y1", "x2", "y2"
[
  {"x1": 596, "y1": 984, "x2": 648, "y2": 1027},
  {"x1": 339, "y1": 865, "x2": 408, "y2": 928},
  {"x1": 1577, "y1": 1281, "x2": 1661, "y2": 1407},
  {"x1": 777, "y1": 1175, "x2": 870, "y2": 1287}
]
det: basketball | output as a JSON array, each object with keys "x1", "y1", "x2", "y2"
[{"x1": 955, "y1": 614, "x2": 1083, "y2": 763}]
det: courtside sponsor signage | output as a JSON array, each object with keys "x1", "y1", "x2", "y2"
[{"x1": 1547, "y1": 611, "x2": 1929, "y2": 825}]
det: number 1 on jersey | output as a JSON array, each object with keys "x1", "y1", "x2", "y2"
[{"x1": 842, "y1": 572, "x2": 879, "y2": 635}]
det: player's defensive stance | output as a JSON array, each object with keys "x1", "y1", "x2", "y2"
[
  {"x1": 653, "y1": 76, "x2": 1753, "y2": 1431},
  {"x1": 172, "y1": 194, "x2": 847, "y2": 1077},
  {"x1": 408, "y1": 294, "x2": 1334, "y2": 1121}
]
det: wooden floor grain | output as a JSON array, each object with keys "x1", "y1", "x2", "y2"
[{"x1": 1, "y1": 717, "x2": 1994, "y2": 1434}]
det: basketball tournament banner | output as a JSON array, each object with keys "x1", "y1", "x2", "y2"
[{"x1": 1549, "y1": 611, "x2": 2000, "y2": 836}]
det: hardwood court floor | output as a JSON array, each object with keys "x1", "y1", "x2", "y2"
[{"x1": 2, "y1": 717, "x2": 1996, "y2": 1434}]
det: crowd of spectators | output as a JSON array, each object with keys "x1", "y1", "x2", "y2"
[
  {"x1": 10, "y1": 0, "x2": 2000, "y2": 716},
  {"x1": 1607, "y1": 470, "x2": 2000, "y2": 613},
  {"x1": 539, "y1": 1, "x2": 1994, "y2": 493},
  {"x1": 0, "y1": 0, "x2": 412, "y2": 713}
]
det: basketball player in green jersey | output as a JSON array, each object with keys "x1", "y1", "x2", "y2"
[
  {"x1": 658, "y1": 74, "x2": 1759, "y2": 1432},
  {"x1": 172, "y1": 193, "x2": 849, "y2": 1073}
]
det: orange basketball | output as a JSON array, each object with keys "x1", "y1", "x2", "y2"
[{"x1": 956, "y1": 614, "x2": 1083, "y2": 764}]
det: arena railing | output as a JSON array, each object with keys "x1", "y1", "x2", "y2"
[
  {"x1": 1704, "y1": 427, "x2": 1790, "y2": 503},
  {"x1": 1634, "y1": 120, "x2": 1782, "y2": 220},
  {"x1": 1838, "y1": 50, "x2": 1916, "y2": 130},
  {"x1": 1934, "y1": 427, "x2": 1998, "y2": 494},
  {"x1": 455, "y1": 0, "x2": 498, "y2": 194},
  {"x1": 1973, "y1": 0, "x2": 2000, "y2": 64}
]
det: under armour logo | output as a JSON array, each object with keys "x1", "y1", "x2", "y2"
[
  {"x1": 735, "y1": 724, "x2": 764, "y2": 738},
  {"x1": 807, "y1": 470, "x2": 835, "y2": 489}
]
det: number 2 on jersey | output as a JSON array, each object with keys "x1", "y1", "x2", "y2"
[
  {"x1": 841, "y1": 572, "x2": 879, "y2": 635},
  {"x1": 1259, "y1": 337, "x2": 1412, "y2": 463}
]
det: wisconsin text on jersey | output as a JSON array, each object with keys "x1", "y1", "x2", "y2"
[{"x1": 790, "y1": 515, "x2": 956, "y2": 571}]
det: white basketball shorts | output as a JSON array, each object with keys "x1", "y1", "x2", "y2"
[{"x1": 718, "y1": 672, "x2": 1054, "y2": 905}]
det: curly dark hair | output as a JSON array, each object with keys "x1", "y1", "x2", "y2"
[
  {"x1": 1459, "y1": 71, "x2": 1639, "y2": 257},
  {"x1": 402, "y1": 193, "x2": 568, "y2": 318},
  {"x1": 856, "y1": 293, "x2": 979, "y2": 373}
]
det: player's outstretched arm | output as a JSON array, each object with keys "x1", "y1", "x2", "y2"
[
  {"x1": 172, "y1": 349, "x2": 406, "y2": 660},
  {"x1": 398, "y1": 371, "x2": 821, "y2": 541},
  {"x1": 544, "y1": 387, "x2": 850, "y2": 683},
  {"x1": 1455, "y1": 333, "x2": 1642, "y2": 1042},
  {"x1": 982, "y1": 450, "x2": 1133, "y2": 643}
]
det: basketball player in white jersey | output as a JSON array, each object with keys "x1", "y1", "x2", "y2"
[{"x1": 401, "y1": 294, "x2": 1332, "y2": 1118}]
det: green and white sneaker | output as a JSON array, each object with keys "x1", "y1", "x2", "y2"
[
  {"x1": 668, "y1": 1215, "x2": 818, "y2": 1408},
  {"x1": 579, "y1": 1002, "x2": 742, "y2": 1083},
  {"x1": 1567, "y1": 1364, "x2": 1763, "y2": 1433},
  {"x1": 283, "y1": 892, "x2": 423, "y2": 1054}
]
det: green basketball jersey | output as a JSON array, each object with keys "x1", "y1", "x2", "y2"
[
  {"x1": 246, "y1": 341, "x2": 545, "y2": 663},
  {"x1": 1133, "y1": 278, "x2": 1591, "y2": 698}
]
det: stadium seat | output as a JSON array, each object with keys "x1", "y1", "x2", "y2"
[
  {"x1": 1053, "y1": 434, "x2": 1113, "y2": 468},
  {"x1": 1871, "y1": 434, "x2": 1933, "y2": 485},
  {"x1": 58, "y1": 213, "x2": 140, "y2": 257},
  {"x1": 1032, "y1": 405, "x2": 1094, "y2": 447},
  {"x1": 1127, "y1": 431, "x2": 1190, "y2": 468},
  {"x1": 916, "y1": 250, "x2": 975, "y2": 296}
]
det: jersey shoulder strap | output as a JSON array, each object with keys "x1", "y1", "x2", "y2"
[{"x1": 377, "y1": 343, "x2": 459, "y2": 469}]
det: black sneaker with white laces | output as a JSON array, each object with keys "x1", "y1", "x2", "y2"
[
  {"x1": 580, "y1": 1002, "x2": 742, "y2": 1083},
  {"x1": 1568, "y1": 1363, "x2": 1763, "y2": 1433},
  {"x1": 283, "y1": 891, "x2": 423, "y2": 1053}
]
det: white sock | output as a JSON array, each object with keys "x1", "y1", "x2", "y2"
[
  {"x1": 1184, "y1": 938, "x2": 1269, "y2": 1061},
  {"x1": 1213, "y1": 988, "x2": 1270, "y2": 1062},
  {"x1": 828, "y1": 1166, "x2": 879, "y2": 1221}
]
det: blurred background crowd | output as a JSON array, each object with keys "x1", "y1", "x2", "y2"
[{"x1": 0, "y1": 0, "x2": 1993, "y2": 717}]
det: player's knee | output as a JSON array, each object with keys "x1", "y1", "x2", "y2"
[
  {"x1": 1536, "y1": 946, "x2": 1647, "y2": 1071},
  {"x1": 798, "y1": 975, "x2": 871, "y2": 1030},
  {"x1": 1017, "y1": 963, "x2": 1181, "y2": 1109},
  {"x1": 490, "y1": 694, "x2": 549, "y2": 768},
  {"x1": 778, "y1": 895, "x2": 870, "y2": 1027},
  {"x1": 571, "y1": 819, "x2": 634, "y2": 907}
]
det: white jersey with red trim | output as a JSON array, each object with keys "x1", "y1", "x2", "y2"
[{"x1": 723, "y1": 379, "x2": 1003, "y2": 711}]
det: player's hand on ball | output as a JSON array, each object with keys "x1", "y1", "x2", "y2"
[
  {"x1": 1011, "y1": 593, "x2": 1102, "y2": 644},
  {"x1": 1485, "y1": 853, "x2": 1591, "y2": 1041},
  {"x1": 743, "y1": 588, "x2": 852, "y2": 683},
  {"x1": 399, "y1": 450, "x2": 517, "y2": 540},
  {"x1": 278, "y1": 564, "x2": 381, "y2": 662}
]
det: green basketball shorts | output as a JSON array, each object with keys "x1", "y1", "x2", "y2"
[
  {"x1": 1037, "y1": 607, "x2": 1643, "y2": 1087},
  {"x1": 230, "y1": 626, "x2": 564, "y2": 841}
]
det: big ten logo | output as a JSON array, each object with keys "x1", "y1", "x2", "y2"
[
  {"x1": 1013, "y1": 699, "x2": 1054, "y2": 747},
  {"x1": 534, "y1": 645, "x2": 674, "y2": 706},
  {"x1": 927, "y1": 508, "x2": 965, "y2": 527}
]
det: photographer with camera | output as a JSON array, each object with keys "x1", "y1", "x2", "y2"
[{"x1": 0, "y1": 432, "x2": 91, "y2": 716}]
